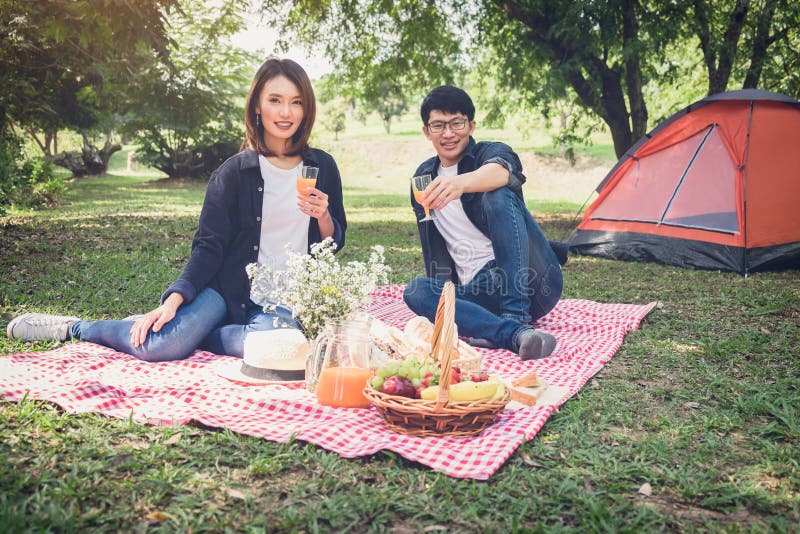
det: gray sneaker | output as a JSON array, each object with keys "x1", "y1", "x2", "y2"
[
  {"x1": 122, "y1": 314, "x2": 145, "y2": 322},
  {"x1": 6, "y1": 312, "x2": 80, "y2": 342},
  {"x1": 517, "y1": 328, "x2": 557, "y2": 360}
]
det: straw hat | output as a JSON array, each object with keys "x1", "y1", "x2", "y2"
[{"x1": 217, "y1": 329, "x2": 308, "y2": 385}]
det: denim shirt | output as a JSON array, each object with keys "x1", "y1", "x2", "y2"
[
  {"x1": 410, "y1": 138, "x2": 526, "y2": 281},
  {"x1": 162, "y1": 148, "x2": 346, "y2": 324}
]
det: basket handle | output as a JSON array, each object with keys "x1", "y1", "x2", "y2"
[{"x1": 430, "y1": 281, "x2": 457, "y2": 410}]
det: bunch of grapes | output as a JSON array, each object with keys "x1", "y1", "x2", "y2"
[{"x1": 371, "y1": 357, "x2": 440, "y2": 398}]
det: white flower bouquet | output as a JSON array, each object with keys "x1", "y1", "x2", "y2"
[{"x1": 246, "y1": 237, "x2": 390, "y2": 339}]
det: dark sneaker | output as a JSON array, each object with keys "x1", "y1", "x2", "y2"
[
  {"x1": 517, "y1": 328, "x2": 557, "y2": 360},
  {"x1": 6, "y1": 312, "x2": 79, "y2": 342}
]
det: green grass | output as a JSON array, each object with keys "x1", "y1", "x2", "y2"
[{"x1": 1, "y1": 118, "x2": 799, "y2": 532}]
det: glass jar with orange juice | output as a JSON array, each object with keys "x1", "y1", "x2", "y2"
[{"x1": 306, "y1": 315, "x2": 373, "y2": 408}]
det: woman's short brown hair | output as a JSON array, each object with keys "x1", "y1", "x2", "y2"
[{"x1": 241, "y1": 57, "x2": 316, "y2": 156}]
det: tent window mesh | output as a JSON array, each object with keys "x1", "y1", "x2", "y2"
[{"x1": 590, "y1": 126, "x2": 739, "y2": 234}]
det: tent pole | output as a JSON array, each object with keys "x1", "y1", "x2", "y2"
[{"x1": 741, "y1": 99, "x2": 755, "y2": 275}]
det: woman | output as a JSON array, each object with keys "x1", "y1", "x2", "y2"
[{"x1": 6, "y1": 58, "x2": 346, "y2": 361}]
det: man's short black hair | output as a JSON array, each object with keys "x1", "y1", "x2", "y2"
[{"x1": 420, "y1": 85, "x2": 475, "y2": 125}]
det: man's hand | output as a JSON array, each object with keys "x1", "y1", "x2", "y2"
[
  {"x1": 129, "y1": 292, "x2": 184, "y2": 347},
  {"x1": 424, "y1": 162, "x2": 510, "y2": 211},
  {"x1": 423, "y1": 175, "x2": 465, "y2": 211}
]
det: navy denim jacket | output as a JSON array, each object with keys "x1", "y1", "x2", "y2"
[
  {"x1": 162, "y1": 148, "x2": 346, "y2": 324},
  {"x1": 410, "y1": 138, "x2": 525, "y2": 281}
]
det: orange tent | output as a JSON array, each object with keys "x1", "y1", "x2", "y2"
[{"x1": 569, "y1": 89, "x2": 800, "y2": 274}]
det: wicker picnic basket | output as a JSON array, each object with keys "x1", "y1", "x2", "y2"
[{"x1": 363, "y1": 281, "x2": 510, "y2": 437}]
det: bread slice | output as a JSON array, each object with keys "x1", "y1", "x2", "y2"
[
  {"x1": 511, "y1": 372, "x2": 541, "y2": 388},
  {"x1": 507, "y1": 380, "x2": 548, "y2": 406}
]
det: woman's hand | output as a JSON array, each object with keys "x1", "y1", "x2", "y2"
[
  {"x1": 129, "y1": 293, "x2": 183, "y2": 347},
  {"x1": 298, "y1": 187, "x2": 331, "y2": 221}
]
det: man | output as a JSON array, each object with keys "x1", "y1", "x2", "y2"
[{"x1": 403, "y1": 85, "x2": 566, "y2": 360}]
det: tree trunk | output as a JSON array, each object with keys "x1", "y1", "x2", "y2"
[
  {"x1": 53, "y1": 151, "x2": 91, "y2": 177},
  {"x1": 693, "y1": 0, "x2": 718, "y2": 91},
  {"x1": 53, "y1": 132, "x2": 120, "y2": 177},
  {"x1": 696, "y1": 0, "x2": 751, "y2": 94},
  {"x1": 711, "y1": 0, "x2": 751, "y2": 94},
  {"x1": 743, "y1": 0, "x2": 778, "y2": 88},
  {"x1": 98, "y1": 138, "x2": 122, "y2": 169},
  {"x1": 622, "y1": 0, "x2": 648, "y2": 142},
  {"x1": 81, "y1": 133, "x2": 107, "y2": 175},
  {"x1": 502, "y1": 0, "x2": 635, "y2": 158},
  {"x1": 557, "y1": 110, "x2": 568, "y2": 158}
]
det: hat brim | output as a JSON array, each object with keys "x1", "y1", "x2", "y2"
[{"x1": 216, "y1": 360, "x2": 305, "y2": 386}]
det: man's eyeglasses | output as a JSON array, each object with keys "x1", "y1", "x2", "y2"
[{"x1": 426, "y1": 117, "x2": 469, "y2": 133}]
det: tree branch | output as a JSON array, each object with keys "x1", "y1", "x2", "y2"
[{"x1": 26, "y1": 129, "x2": 47, "y2": 154}]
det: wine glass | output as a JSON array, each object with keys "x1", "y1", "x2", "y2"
[
  {"x1": 411, "y1": 174, "x2": 435, "y2": 221},
  {"x1": 297, "y1": 166, "x2": 319, "y2": 195}
]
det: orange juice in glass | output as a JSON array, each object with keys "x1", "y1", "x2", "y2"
[
  {"x1": 411, "y1": 174, "x2": 435, "y2": 221},
  {"x1": 297, "y1": 165, "x2": 319, "y2": 195},
  {"x1": 315, "y1": 366, "x2": 372, "y2": 408},
  {"x1": 306, "y1": 317, "x2": 373, "y2": 408}
]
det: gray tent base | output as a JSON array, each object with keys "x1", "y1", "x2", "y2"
[{"x1": 569, "y1": 230, "x2": 800, "y2": 274}]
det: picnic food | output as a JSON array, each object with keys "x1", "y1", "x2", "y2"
[
  {"x1": 363, "y1": 282, "x2": 511, "y2": 437},
  {"x1": 371, "y1": 356, "x2": 439, "y2": 398},
  {"x1": 507, "y1": 385, "x2": 546, "y2": 406},
  {"x1": 511, "y1": 372, "x2": 541, "y2": 388},
  {"x1": 379, "y1": 375, "x2": 416, "y2": 397},
  {"x1": 403, "y1": 315, "x2": 434, "y2": 349},
  {"x1": 419, "y1": 377, "x2": 505, "y2": 402},
  {"x1": 369, "y1": 318, "x2": 414, "y2": 359},
  {"x1": 368, "y1": 316, "x2": 482, "y2": 372},
  {"x1": 370, "y1": 355, "x2": 504, "y2": 401}
]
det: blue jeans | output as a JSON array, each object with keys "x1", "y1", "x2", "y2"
[
  {"x1": 404, "y1": 188, "x2": 563, "y2": 351},
  {"x1": 70, "y1": 288, "x2": 300, "y2": 362}
]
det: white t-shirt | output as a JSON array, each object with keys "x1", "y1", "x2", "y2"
[
  {"x1": 255, "y1": 156, "x2": 309, "y2": 272},
  {"x1": 432, "y1": 164, "x2": 495, "y2": 285}
]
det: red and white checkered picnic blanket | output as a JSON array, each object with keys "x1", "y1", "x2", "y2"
[{"x1": 0, "y1": 285, "x2": 657, "y2": 479}]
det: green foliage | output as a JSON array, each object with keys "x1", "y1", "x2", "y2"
[
  {"x1": 685, "y1": 0, "x2": 800, "y2": 94},
  {"x1": 261, "y1": 0, "x2": 463, "y2": 119},
  {"x1": 0, "y1": 130, "x2": 62, "y2": 215},
  {"x1": 321, "y1": 98, "x2": 348, "y2": 140},
  {"x1": 258, "y1": 0, "x2": 800, "y2": 158},
  {"x1": 122, "y1": 0, "x2": 254, "y2": 178},
  {"x1": 0, "y1": 0, "x2": 179, "y2": 142},
  {"x1": 373, "y1": 86, "x2": 408, "y2": 134}
]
